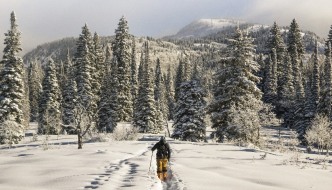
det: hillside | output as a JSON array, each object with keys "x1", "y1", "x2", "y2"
[
  {"x1": 23, "y1": 36, "x2": 200, "y2": 72},
  {"x1": 165, "y1": 18, "x2": 245, "y2": 39},
  {"x1": 23, "y1": 18, "x2": 326, "y2": 69},
  {"x1": 163, "y1": 18, "x2": 325, "y2": 54}
]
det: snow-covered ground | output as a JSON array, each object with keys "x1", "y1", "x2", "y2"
[{"x1": 1, "y1": 124, "x2": 332, "y2": 190}]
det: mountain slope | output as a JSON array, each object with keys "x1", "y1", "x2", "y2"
[
  {"x1": 23, "y1": 36, "x2": 199, "y2": 72},
  {"x1": 166, "y1": 18, "x2": 245, "y2": 39}
]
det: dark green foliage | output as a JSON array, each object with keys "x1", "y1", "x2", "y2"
[
  {"x1": 133, "y1": 42, "x2": 157, "y2": 133},
  {"x1": 112, "y1": 16, "x2": 133, "y2": 121},
  {"x1": 209, "y1": 28, "x2": 263, "y2": 144},
  {"x1": 0, "y1": 12, "x2": 25, "y2": 144},
  {"x1": 172, "y1": 80, "x2": 206, "y2": 142},
  {"x1": 28, "y1": 61, "x2": 42, "y2": 121},
  {"x1": 38, "y1": 59, "x2": 61, "y2": 134}
]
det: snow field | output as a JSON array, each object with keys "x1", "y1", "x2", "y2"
[{"x1": 1, "y1": 125, "x2": 332, "y2": 190}]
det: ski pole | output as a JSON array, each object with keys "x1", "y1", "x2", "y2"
[{"x1": 148, "y1": 151, "x2": 153, "y2": 173}]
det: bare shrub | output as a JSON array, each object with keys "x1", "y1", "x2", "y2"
[
  {"x1": 112, "y1": 124, "x2": 140, "y2": 141},
  {"x1": 84, "y1": 130, "x2": 110, "y2": 143},
  {"x1": 305, "y1": 114, "x2": 332, "y2": 153}
]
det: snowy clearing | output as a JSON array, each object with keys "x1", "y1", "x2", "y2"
[{"x1": 1, "y1": 125, "x2": 332, "y2": 190}]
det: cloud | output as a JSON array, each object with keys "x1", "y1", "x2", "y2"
[
  {"x1": 246, "y1": 0, "x2": 332, "y2": 37},
  {"x1": 0, "y1": 0, "x2": 331, "y2": 56}
]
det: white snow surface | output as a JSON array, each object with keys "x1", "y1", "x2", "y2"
[{"x1": 1, "y1": 124, "x2": 332, "y2": 190}]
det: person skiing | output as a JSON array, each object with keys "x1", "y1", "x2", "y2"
[{"x1": 151, "y1": 136, "x2": 171, "y2": 181}]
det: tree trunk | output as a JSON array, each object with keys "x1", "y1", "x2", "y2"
[
  {"x1": 165, "y1": 120, "x2": 171, "y2": 137},
  {"x1": 78, "y1": 133, "x2": 82, "y2": 149}
]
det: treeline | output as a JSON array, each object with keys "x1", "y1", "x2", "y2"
[{"x1": 1, "y1": 11, "x2": 332, "y2": 150}]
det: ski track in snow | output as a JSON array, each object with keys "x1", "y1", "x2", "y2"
[
  {"x1": 161, "y1": 166, "x2": 187, "y2": 190},
  {"x1": 81, "y1": 143, "x2": 187, "y2": 190},
  {"x1": 82, "y1": 148, "x2": 147, "y2": 190}
]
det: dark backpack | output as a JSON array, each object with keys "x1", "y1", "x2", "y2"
[{"x1": 157, "y1": 143, "x2": 168, "y2": 158}]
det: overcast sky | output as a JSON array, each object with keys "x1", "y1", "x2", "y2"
[{"x1": 1, "y1": 0, "x2": 332, "y2": 55}]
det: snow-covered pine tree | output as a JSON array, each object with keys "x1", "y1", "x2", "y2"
[
  {"x1": 154, "y1": 58, "x2": 169, "y2": 132},
  {"x1": 108, "y1": 57, "x2": 120, "y2": 125},
  {"x1": 165, "y1": 65, "x2": 175, "y2": 120},
  {"x1": 296, "y1": 62, "x2": 315, "y2": 143},
  {"x1": 74, "y1": 24, "x2": 95, "y2": 114},
  {"x1": 112, "y1": 16, "x2": 133, "y2": 121},
  {"x1": 182, "y1": 54, "x2": 192, "y2": 82},
  {"x1": 263, "y1": 49, "x2": 278, "y2": 104},
  {"x1": 256, "y1": 54, "x2": 265, "y2": 91},
  {"x1": 291, "y1": 45, "x2": 305, "y2": 101},
  {"x1": 97, "y1": 45, "x2": 116, "y2": 132},
  {"x1": 0, "y1": 12, "x2": 25, "y2": 144},
  {"x1": 312, "y1": 41, "x2": 320, "y2": 112},
  {"x1": 131, "y1": 37, "x2": 138, "y2": 104},
  {"x1": 267, "y1": 22, "x2": 285, "y2": 64},
  {"x1": 266, "y1": 22, "x2": 286, "y2": 107},
  {"x1": 133, "y1": 52, "x2": 144, "y2": 126},
  {"x1": 61, "y1": 49, "x2": 77, "y2": 132},
  {"x1": 279, "y1": 54, "x2": 295, "y2": 112},
  {"x1": 97, "y1": 65, "x2": 117, "y2": 132},
  {"x1": 325, "y1": 25, "x2": 332, "y2": 56},
  {"x1": 38, "y1": 59, "x2": 61, "y2": 135},
  {"x1": 279, "y1": 54, "x2": 298, "y2": 130},
  {"x1": 62, "y1": 78, "x2": 77, "y2": 132},
  {"x1": 64, "y1": 49, "x2": 72, "y2": 77},
  {"x1": 209, "y1": 28, "x2": 263, "y2": 144},
  {"x1": 288, "y1": 19, "x2": 305, "y2": 58},
  {"x1": 319, "y1": 42, "x2": 332, "y2": 117},
  {"x1": 28, "y1": 61, "x2": 43, "y2": 122},
  {"x1": 174, "y1": 60, "x2": 184, "y2": 101},
  {"x1": 104, "y1": 45, "x2": 112, "y2": 72},
  {"x1": 172, "y1": 79, "x2": 206, "y2": 142},
  {"x1": 155, "y1": 58, "x2": 162, "y2": 102},
  {"x1": 133, "y1": 42, "x2": 157, "y2": 133},
  {"x1": 92, "y1": 32, "x2": 105, "y2": 99}
]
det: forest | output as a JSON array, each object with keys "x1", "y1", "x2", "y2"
[{"x1": 1, "y1": 11, "x2": 332, "y2": 154}]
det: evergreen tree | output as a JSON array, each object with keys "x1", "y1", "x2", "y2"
[
  {"x1": 154, "y1": 58, "x2": 169, "y2": 131},
  {"x1": 172, "y1": 80, "x2": 206, "y2": 142},
  {"x1": 61, "y1": 49, "x2": 77, "y2": 132},
  {"x1": 112, "y1": 16, "x2": 133, "y2": 121},
  {"x1": 74, "y1": 24, "x2": 95, "y2": 113},
  {"x1": 165, "y1": 65, "x2": 175, "y2": 120},
  {"x1": 92, "y1": 32, "x2": 105, "y2": 99},
  {"x1": 325, "y1": 25, "x2": 332, "y2": 55},
  {"x1": 288, "y1": 19, "x2": 305, "y2": 58},
  {"x1": 182, "y1": 54, "x2": 192, "y2": 82},
  {"x1": 62, "y1": 78, "x2": 77, "y2": 130},
  {"x1": 291, "y1": 45, "x2": 305, "y2": 101},
  {"x1": 109, "y1": 57, "x2": 120, "y2": 124},
  {"x1": 0, "y1": 12, "x2": 25, "y2": 144},
  {"x1": 267, "y1": 22, "x2": 285, "y2": 63},
  {"x1": 104, "y1": 45, "x2": 112, "y2": 72},
  {"x1": 174, "y1": 60, "x2": 184, "y2": 101},
  {"x1": 38, "y1": 59, "x2": 61, "y2": 135},
  {"x1": 28, "y1": 61, "x2": 42, "y2": 122},
  {"x1": 280, "y1": 55, "x2": 295, "y2": 104},
  {"x1": 209, "y1": 28, "x2": 263, "y2": 144},
  {"x1": 319, "y1": 42, "x2": 332, "y2": 117},
  {"x1": 263, "y1": 49, "x2": 278, "y2": 104},
  {"x1": 131, "y1": 37, "x2": 138, "y2": 104},
  {"x1": 133, "y1": 42, "x2": 157, "y2": 133},
  {"x1": 312, "y1": 41, "x2": 320, "y2": 112},
  {"x1": 98, "y1": 67, "x2": 117, "y2": 132}
]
